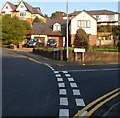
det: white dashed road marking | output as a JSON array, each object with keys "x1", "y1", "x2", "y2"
[
  {"x1": 27, "y1": 57, "x2": 86, "y2": 117},
  {"x1": 57, "y1": 78, "x2": 63, "y2": 82},
  {"x1": 67, "y1": 78, "x2": 74, "y2": 81},
  {"x1": 62, "y1": 71, "x2": 68, "y2": 74},
  {"x1": 60, "y1": 97, "x2": 68, "y2": 106},
  {"x1": 59, "y1": 109, "x2": 69, "y2": 118},
  {"x1": 70, "y1": 83, "x2": 78, "y2": 88},
  {"x1": 54, "y1": 71, "x2": 59, "y2": 73},
  {"x1": 58, "y1": 83, "x2": 65, "y2": 88},
  {"x1": 75, "y1": 99, "x2": 85, "y2": 106},
  {"x1": 73, "y1": 89, "x2": 81, "y2": 95},
  {"x1": 59, "y1": 89, "x2": 67, "y2": 95},
  {"x1": 56, "y1": 74, "x2": 61, "y2": 77},
  {"x1": 65, "y1": 74, "x2": 71, "y2": 77}
]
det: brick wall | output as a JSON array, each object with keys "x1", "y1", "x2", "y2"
[
  {"x1": 33, "y1": 48, "x2": 119, "y2": 62},
  {"x1": 71, "y1": 34, "x2": 97, "y2": 46},
  {"x1": 89, "y1": 35, "x2": 97, "y2": 46}
]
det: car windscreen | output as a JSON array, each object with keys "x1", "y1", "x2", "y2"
[
  {"x1": 29, "y1": 39, "x2": 38, "y2": 42},
  {"x1": 48, "y1": 39, "x2": 56, "y2": 43}
]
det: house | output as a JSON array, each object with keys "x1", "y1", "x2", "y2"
[
  {"x1": 69, "y1": 10, "x2": 97, "y2": 46},
  {"x1": 32, "y1": 10, "x2": 97, "y2": 47},
  {"x1": 67, "y1": 10, "x2": 120, "y2": 46},
  {"x1": 31, "y1": 19, "x2": 66, "y2": 47},
  {"x1": 68, "y1": 10, "x2": 120, "y2": 25},
  {"x1": 1, "y1": 0, "x2": 46, "y2": 23}
]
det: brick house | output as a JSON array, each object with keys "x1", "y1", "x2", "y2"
[
  {"x1": 1, "y1": 0, "x2": 46, "y2": 24},
  {"x1": 31, "y1": 19, "x2": 66, "y2": 47},
  {"x1": 69, "y1": 10, "x2": 97, "y2": 46},
  {"x1": 66, "y1": 10, "x2": 120, "y2": 46},
  {"x1": 31, "y1": 11, "x2": 97, "y2": 47},
  {"x1": 68, "y1": 10, "x2": 120, "y2": 25}
]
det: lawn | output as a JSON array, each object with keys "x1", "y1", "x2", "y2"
[{"x1": 89, "y1": 47, "x2": 119, "y2": 52}]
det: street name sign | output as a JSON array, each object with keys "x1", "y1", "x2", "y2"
[{"x1": 74, "y1": 48, "x2": 85, "y2": 52}]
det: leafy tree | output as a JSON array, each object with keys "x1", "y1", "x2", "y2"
[
  {"x1": 2, "y1": 15, "x2": 31, "y2": 45},
  {"x1": 50, "y1": 11, "x2": 66, "y2": 19},
  {"x1": 44, "y1": 14, "x2": 50, "y2": 19},
  {"x1": 114, "y1": 26, "x2": 120, "y2": 37},
  {"x1": 32, "y1": 16, "x2": 44, "y2": 24},
  {"x1": 74, "y1": 28, "x2": 89, "y2": 50},
  {"x1": 21, "y1": 20, "x2": 31, "y2": 30}
]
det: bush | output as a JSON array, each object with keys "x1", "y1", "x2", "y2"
[
  {"x1": 2, "y1": 15, "x2": 31, "y2": 45},
  {"x1": 74, "y1": 28, "x2": 89, "y2": 50}
]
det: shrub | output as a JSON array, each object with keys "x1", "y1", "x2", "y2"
[{"x1": 74, "y1": 28, "x2": 89, "y2": 50}]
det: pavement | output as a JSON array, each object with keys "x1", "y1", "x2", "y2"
[{"x1": 12, "y1": 47, "x2": 119, "y2": 67}]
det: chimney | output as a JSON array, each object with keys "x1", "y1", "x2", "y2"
[{"x1": 74, "y1": 9, "x2": 77, "y2": 12}]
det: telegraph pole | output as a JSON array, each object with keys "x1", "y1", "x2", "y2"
[{"x1": 66, "y1": 0, "x2": 69, "y2": 61}]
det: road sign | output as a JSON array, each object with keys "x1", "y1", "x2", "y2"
[
  {"x1": 54, "y1": 48, "x2": 59, "y2": 51},
  {"x1": 74, "y1": 48, "x2": 85, "y2": 52}
]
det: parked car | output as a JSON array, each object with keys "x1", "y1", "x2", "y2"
[
  {"x1": 47, "y1": 39, "x2": 56, "y2": 46},
  {"x1": 27, "y1": 39, "x2": 42, "y2": 47}
]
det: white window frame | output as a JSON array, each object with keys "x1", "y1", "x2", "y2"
[
  {"x1": 19, "y1": 10, "x2": 26, "y2": 17},
  {"x1": 53, "y1": 23, "x2": 61, "y2": 31},
  {"x1": 78, "y1": 20, "x2": 90, "y2": 28}
]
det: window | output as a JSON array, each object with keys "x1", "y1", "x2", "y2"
[
  {"x1": 54, "y1": 25, "x2": 60, "y2": 30},
  {"x1": 6, "y1": 6, "x2": 9, "y2": 9},
  {"x1": 53, "y1": 23, "x2": 61, "y2": 31},
  {"x1": 78, "y1": 20, "x2": 90, "y2": 28},
  {"x1": 20, "y1": 5, "x2": 24, "y2": 8},
  {"x1": 96, "y1": 15, "x2": 100, "y2": 19},
  {"x1": 37, "y1": 26, "x2": 43, "y2": 29},
  {"x1": 107, "y1": 15, "x2": 115, "y2": 21},
  {"x1": 20, "y1": 11, "x2": 26, "y2": 17}
]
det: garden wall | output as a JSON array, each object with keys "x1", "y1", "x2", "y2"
[{"x1": 33, "y1": 48, "x2": 119, "y2": 62}]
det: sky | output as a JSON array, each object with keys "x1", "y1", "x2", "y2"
[{"x1": 0, "y1": 0, "x2": 119, "y2": 16}]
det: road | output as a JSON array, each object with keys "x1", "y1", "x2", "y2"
[{"x1": 2, "y1": 48, "x2": 120, "y2": 118}]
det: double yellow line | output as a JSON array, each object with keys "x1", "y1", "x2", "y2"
[{"x1": 73, "y1": 88, "x2": 120, "y2": 118}]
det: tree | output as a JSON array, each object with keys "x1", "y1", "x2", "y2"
[
  {"x1": 32, "y1": 16, "x2": 44, "y2": 24},
  {"x1": 2, "y1": 15, "x2": 31, "y2": 45},
  {"x1": 50, "y1": 11, "x2": 66, "y2": 19},
  {"x1": 74, "y1": 28, "x2": 89, "y2": 50},
  {"x1": 114, "y1": 26, "x2": 120, "y2": 38},
  {"x1": 44, "y1": 14, "x2": 50, "y2": 19}
]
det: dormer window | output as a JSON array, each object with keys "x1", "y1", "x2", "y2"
[{"x1": 53, "y1": 23, "x2": 61, "y2": 31}]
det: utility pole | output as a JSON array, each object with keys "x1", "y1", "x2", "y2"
[
  {"x1": 66, "y1": 0, "x2": 69, "y2": 61},
  {"x1": 118, "y1": 1, "x2": 120, "y2": 12}
]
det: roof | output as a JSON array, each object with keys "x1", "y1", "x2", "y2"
[
  {"x1": 1, "y1": 1, "x2": 44, "y2": 16},
  {"x1": 8, "y1": 2, "x2": 17, "y2": 11},
  {"x1": 1, "y1": 2, "x2": 17, "y2": 12},
  {"x1": 71, "y1": 10, "x2": 97, "y2": 21},
  {"x1": 32, "y1": 19, "x2": 67, "y2": 36},
  {"x1": 23, "y1": 2, "x2": 44, "y2": 16},
  {"x1": 69, "y1": 10, "x2": 120, "y2": 16}
]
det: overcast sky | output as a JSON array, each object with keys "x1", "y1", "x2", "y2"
[{"x1": 0, "y1": 0, "x2": 119, "y2": 16}]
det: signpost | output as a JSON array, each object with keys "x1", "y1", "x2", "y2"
[
  {"x1": 54, "y1": 48, "x2": 59, "y2": 59},
  {"x1": 74, "y1": 48, "x2": 85, "y2": 61}
]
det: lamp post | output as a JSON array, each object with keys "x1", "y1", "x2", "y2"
[{"x1": 66, "y1": 0, "x2": 69, "y2": 61}]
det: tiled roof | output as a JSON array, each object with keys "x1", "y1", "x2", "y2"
[
  {"x1": 87, "y1": 10, "x2": 120, "y2": 15},
  {"x1": 32, "y1": 19, "x2": 67, "y2": 36},
  {"x1": 8, "y1": 2, "x2": 17, "y2": 11},
  {"x1": 23, "y1": 2, "x2": 44, "y2": 16},
  {"x1": 69, "y1": 10, "x2": 120, "y2": 16}
]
